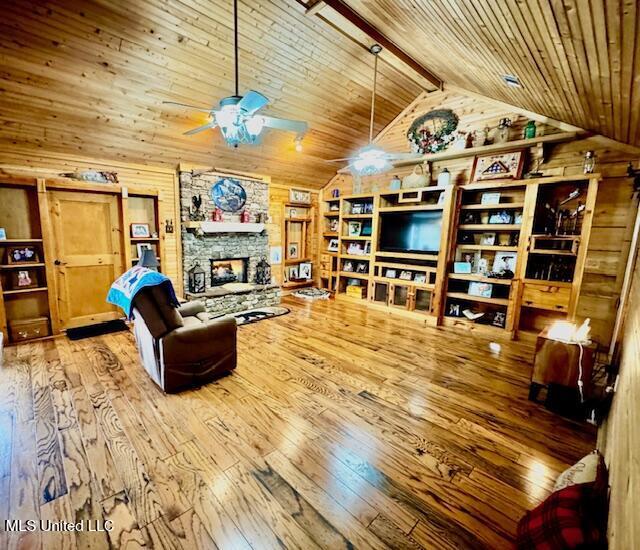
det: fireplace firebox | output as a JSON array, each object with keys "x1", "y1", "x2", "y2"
[{"x1": 210, "y1": 258, "x2": 248, "y2": 286}]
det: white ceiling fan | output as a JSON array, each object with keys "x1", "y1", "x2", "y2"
[
  {"x1": 163, "y1": 0, "x2": 308, "y2": 148},
  {"x1": 327, "y1": 45, "x2": 422, "y2": 175}
]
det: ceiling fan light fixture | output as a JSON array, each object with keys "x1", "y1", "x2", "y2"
[
  {"x1": 352, "y1": 145, "x2": 391, "y2": 176},
  {"x1": 214, "y1": 102, "x2": 264, "y2": 146},
  {"x1": 295, "y1": 136, "x2": 303, "y2": 152}
]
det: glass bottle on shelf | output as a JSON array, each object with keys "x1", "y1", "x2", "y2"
[{"x1": 524, "y1": 120, "x2": 536, "y2": 139}]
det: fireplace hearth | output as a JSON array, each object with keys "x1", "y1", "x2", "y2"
[{"x1": 210, "y1": 258, "x2": 248, "y2": 286}]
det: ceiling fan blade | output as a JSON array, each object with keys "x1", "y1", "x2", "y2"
[
  {"x1": 261, "y1": 116, "x2": 308, "y2": 136},
  {"x1": 238, "y1": 90, "x2": 269, "y2": 114},
  {"x1": 183, "y1": 120, "x2": 218, "y2": 135},
  {"x1": 163, "y1": 100, "x2": 213, "y2": 113},
  {"x1": 386, "y1": 152, "x2": 424, "y2": 160}
]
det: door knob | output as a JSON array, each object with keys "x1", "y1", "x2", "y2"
[{"x1": 54, "y1": 259, "x2": 65, "y2": 266}]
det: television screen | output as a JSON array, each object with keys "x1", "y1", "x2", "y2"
[{"x1": 379, "y1": 211, "x2": 442, "y2": 254}]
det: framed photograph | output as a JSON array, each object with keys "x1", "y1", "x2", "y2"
[
  {"x1": 288, "y1": 266, "x2": 299, "y2": 280},
  {"x1": 413, "y1": 273, "x2": 427, "y2": 283},
  {"x1": 471, "y1": 150, "x2": 525, "y2": 182},
  {"x1": 480, "y1": 232, "x2": 496, "y2": 246},
  {"x1": 290, "y1": 188, "x2": 311, "y2": 204},
  {"x1": 131, "y1": 223, "x2": 151, "y2": 238},
  {"x1": 329, "y1": 218, "x2": 339, "y2": 232},
  {"x1": 0, "y1": 228, "x2": 6, "y2": 240},
  {"x1": 448, "y1": 303, "x2": 461, "y2": 317},
  {"x1": 356, "y1": 262, "x2": 368, "y2": 274},
  {"x1": 492, "y1": 311, "x2": 507, "y2": 328},
  {"x1": 348, "y1": 221, "x2": 362, "y2": 236},
  {"x1": 364, "y1": 241, "x2": 371, "y2": 255},
  {"x1": 364, "y1": 202, "x2": 374, "y2": 214},
  {"x1": 514, "y1": 211, "x2": 523, "y2": 224},
  {"x1": 489, "y1": 210, "x2": 513, "y2": 224},
  {"x1": 468, "y1": 281, "x2": 493, "y2": 298},
  {"x1": 7, "y1": 246, "x2": 39, "y2": 264},
  {"x1": 347, "y1": 242, "x2": 364, "y2": 255},
  {"x1": 477, "y1": 258, "x2": 489, "y2": 275},
  {"x1": 343, "y1": 260, "x2": 354, "y2": 272},
  {"x1": 270, "y1": 246, "x2": 282, "y2": 265},
  {"x1": 351, "y1": 203, "x2": 363, "y2": 215},
  {"x1": 11, "y1": 269, "x2": 38, "y2": 289},
  {"x1": 385, "y1": 268, "x2": 397, "y2": 278},
  {"x1": 399, "y1": 270, "x2": 412, "y2": 281},
  {"x1": 453, "y1": 262, "x2": 472, "y2": 274},
  {"x1": 289, "y1": 208, "x2": 298, "y2": 218},
  {"x1": 288, "y1": 242, "x2": 299, "y2": 259},
  {"x1": 361, "y1": 224, "x2": 372, "y2": 237},
  {"x1": 493, "y1": 252, "x2": 517, "y2": 274},
  {"x1": 480, "y1": 192, "x2": 501, "y2": 205},
  {"x1": 136, "y1": 243, "x2": 153, "y2": 259},
  {"x1": 327, "y1": 239, "x2": 339, "y2": 252},
  {"x1": 299, "y1": 262, "x2": 312, "y2": 280}
]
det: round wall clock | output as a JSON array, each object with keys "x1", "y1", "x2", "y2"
[
  {"x1": 406, "y1": 109, "x2": 459, "y2": 154},
  {"x1": 210, "y1": 178, "x2": 247, "y2": 213}
]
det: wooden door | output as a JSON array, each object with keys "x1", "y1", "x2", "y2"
[{"x1": 49, "y1": 190, "x2": 124, "y2": 330}]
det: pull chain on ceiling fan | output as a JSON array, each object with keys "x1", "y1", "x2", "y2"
[{"x1": 163, "y1": 0, "x2": 308, "y2": 147}]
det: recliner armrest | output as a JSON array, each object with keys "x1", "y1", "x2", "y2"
[
  {"x1": 177, "y1": 300, "x2": 206, "y2": 318},
  {"x1": 161, "y1": 316, "x2": 237, "y2": 365}
]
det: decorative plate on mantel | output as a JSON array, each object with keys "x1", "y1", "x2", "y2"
[{"x1": 211, "y1": 178, "x2": 247, "y2": 212}]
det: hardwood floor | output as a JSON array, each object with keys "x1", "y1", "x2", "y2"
[{"x1": 0, "y1": 296, "x2": 595, "y2": 549}]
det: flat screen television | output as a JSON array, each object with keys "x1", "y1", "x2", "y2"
[{"x1": 379, "y1": 211, "x2": 442, "y2": 254}]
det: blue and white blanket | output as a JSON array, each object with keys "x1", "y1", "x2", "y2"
[{"x1": 107, "y1": 266, "x2": 178, "y2": 318}]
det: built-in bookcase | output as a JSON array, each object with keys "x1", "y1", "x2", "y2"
[{"x1": 319, "y1": 197, "x2": 340, "y2": 291}]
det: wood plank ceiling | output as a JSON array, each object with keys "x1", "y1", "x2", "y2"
[
  {"x1": 0, "y1": 0, "x2": 426, "y2": 188},
  {"x1": 339, "y1": 0, "x2": 640, "y2": 151},
  {"x1": 1, "y1": 1, "x2": 639, "y2": 189}
]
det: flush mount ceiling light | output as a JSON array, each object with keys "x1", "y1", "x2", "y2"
[
  {"x1": 163, "y1": 0, "x2": 307, "y2": 147},
  {"x1": 327, "y1": 45, "x2": 421, "y2": 175},
  {"x1": 502, "y1": 74, "x2": 522, "y2": 88}
]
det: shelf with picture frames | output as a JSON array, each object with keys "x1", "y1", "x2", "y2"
[
  {"x1": 282, "y1": 201, "x2": 315, "y2": 289},
  {"x1": 444, "y1": 179, "x2": 529, "y2": 333}
]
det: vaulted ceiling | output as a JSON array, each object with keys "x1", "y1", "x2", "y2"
[
  {"x1": 339, "y1": 0, "x2": 640, "y2": 150},
  {"x1": 0, "y1": 0, "x2": 426, "y2": 188},
  {"x1": 1, "y1": 0, "x2": 639, "y2": 189}
]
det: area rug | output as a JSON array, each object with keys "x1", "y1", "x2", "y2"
[
  {"x1": 66, "y1": 319, "x2": 129, "y2": 340},
  {"x1": 233, "y1": 306, "x2": 290, "y2": 326},
  {"x1": 291, "y1": 287, "x2": 331, "y2": 300}
]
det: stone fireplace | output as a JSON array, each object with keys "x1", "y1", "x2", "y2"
[{"x1": 180, "y1": 170, "x2": 280, "y2": 314}]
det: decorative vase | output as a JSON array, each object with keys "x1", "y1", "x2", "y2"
[
  {"x1": 241, "y1": 210, "x2": 250, "y2": 223},
  {"x1": 389, "y1": 175, "x2": 401, "y2": 190},
  {"x1": 495, "y1": 118, "x2": 512, "y2": 143},
  {"x1": 437, "y1": 168, "x2": 451, "y2": 187},
  {"x1": 583, "y1": 151, "x2": 596, "y2": 174}
]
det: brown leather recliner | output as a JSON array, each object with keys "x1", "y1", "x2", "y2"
[{"x1": 131, "y1": 285, "x2": 236, "y2": 393}]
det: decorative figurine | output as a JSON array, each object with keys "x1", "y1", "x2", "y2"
[
  {"x1": 212, "y1": 207, "x2": 223, "y2": 222},
  {"x1": 583, "y1": 151, "x2": 596, "y2": 174},
  {"x1": 241, "y1": 210, "x2": 251, "y2": 223},
  {"x1": 189, "y1": 195, "x2": 205, "y2": 221}
]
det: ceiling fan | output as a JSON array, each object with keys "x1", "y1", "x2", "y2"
[
  {"x1": 163, "y1": 0, "x2": 308, "y2": 148},
  {"x1": 327, "y1": 45, "x2": 422, "y2": 175}
]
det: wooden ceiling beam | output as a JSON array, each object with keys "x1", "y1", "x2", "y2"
[{"x1": 300, "y1": 0, "x2": 443, "y2": 91}]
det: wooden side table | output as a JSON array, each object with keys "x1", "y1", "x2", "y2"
[{"x1": 529, "y1": 326, "x2": 596, "y2": 402}]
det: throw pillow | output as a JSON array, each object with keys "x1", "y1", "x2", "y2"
[
  {"x1": 516, "y1": 484, "x2": 604, "y2": 549},
  {"x1": 554, "y1": 451, "x2": 602, "y2": 492}
]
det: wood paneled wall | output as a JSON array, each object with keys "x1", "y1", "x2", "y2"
[
  {"x1": 324, "y1": 90, "x2": 640, "y2": 347},
  {"x1": 268, "y1": 184, "x2": 320, "y2": 286},
  {"x1": 0, "y1": 151, "x2": 182, "y2": 294},
  {"x1": 599, "y1": 239, "x2": 640, "y2": 549}
]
